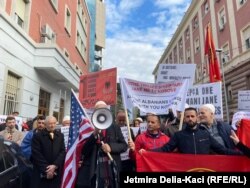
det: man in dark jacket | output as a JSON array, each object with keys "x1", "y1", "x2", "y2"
[
  {"x1": 199, "y1": 104, "x2": 236, "y2": 150},
  {"x1": 30, "y1": 116, "x2": 65, "y2": 188},
  {"x1": 76, "y1": 101, "x2": 127, "y2": 188},
  {"x1": 143, "y1": 107, "x2": 241, "y2": 155}
]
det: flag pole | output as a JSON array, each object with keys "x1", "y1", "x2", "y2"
[{"x1": 215, "y1": 49, "x2": 230, "y2": 123}]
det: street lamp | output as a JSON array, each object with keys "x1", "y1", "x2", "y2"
[{"x1": 216, "y1": 49, "x2": 230, "y2": 123}]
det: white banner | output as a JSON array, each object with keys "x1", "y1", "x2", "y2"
[
  {"x1": 186, "y1": 82, "x2": 223, "y2": 119},
  {"x1": 61, "y1": 126, "x2": 70, "y2": 148},
  {"x1": 156, "y1": 64, "x2": 196, "y2": 87},
  {"x1": 120, "y1": 78, "x2": 189, "y2": 115},
  {"x1": 120, "y1": 126, "x2": 130, "y2": 161},
  {"x1": 238, "y1": 90, "x2": 250, "y2": 111}
]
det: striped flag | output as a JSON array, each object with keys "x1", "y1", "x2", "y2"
[
  {"x1": 61, "y1": 90, "x2": 94, "y2": 188},
  {"x1": 204, "y1": 24, "x2": 221, "y2": 82}
]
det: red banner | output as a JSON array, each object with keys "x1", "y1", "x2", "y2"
[
  {"x1": 136, "y1": 151, "x2": 250, "y2": 172},
  {"x1": 237, "y1": 119, "x2": 250, "y2": 148},
  {"x1": 204, "y1": 24, "x2": 221, "y2": 83},
  {"x1": 79, "y1": 68, "x2": 117, "y2": 108}
]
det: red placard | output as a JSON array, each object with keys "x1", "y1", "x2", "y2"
[{"x1": 79, "y1": 68, "x2": 117, "y2": 108}]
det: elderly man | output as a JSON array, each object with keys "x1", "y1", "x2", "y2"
[
  {"x1": 198, "y1": 104, "x2": 235, "y2": 151},
  {"x1": 76, "y1": 101, "x2": 127, "y2": 188},
  {"x1": 30, "y1": 116, "x2": 65, "y2": 188}
]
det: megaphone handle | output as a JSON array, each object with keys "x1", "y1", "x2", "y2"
[{"x1": 101, "y1": 141, "x2": 114, "y2": 161}]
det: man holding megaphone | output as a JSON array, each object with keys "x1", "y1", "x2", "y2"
[{"x1": 76, "y1": 101, "x2": 127, "y2": 188}]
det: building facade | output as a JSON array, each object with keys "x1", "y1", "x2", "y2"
[
  {"x1": 153, "y1": 0, "x2": 250, "y2": 121},
  {"x1": 86, "y1": 0, "x2": 106, "y2": 72},
  {"x1": 0, "y1": 0, "x2": 102, "y2": 122}
]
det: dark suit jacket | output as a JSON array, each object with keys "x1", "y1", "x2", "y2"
[
  {"x1": 76, "y1": 124, "x2": 127, "y2": 187},
  {"x1": 30, "y1": 129, "x2": 66, "y2": 188}
]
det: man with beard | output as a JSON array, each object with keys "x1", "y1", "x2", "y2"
[{"x1": 140, "y1": 107, "x2": 241, "y2": 155}]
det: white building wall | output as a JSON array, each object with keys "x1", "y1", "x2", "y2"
[{"x1": 0, "y1": 13, "x2": 78, "y2": 119}]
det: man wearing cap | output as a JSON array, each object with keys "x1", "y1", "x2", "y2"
[
  {"x1": 134, "y1": 117, "x2": 143, "y2": 127},
  {"x1": 62, "y1": 115, "x2": 70, "y2": 127},
  {"x1": 198, "y1": 103, "x2": 236, "y2": 151}
]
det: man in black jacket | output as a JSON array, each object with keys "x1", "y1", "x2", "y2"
[
  {"x1": 141, "y1": 107, "x2": 241, "y2": 155},
  {"x1": 76, "y1": 101, "x2": 127, "y2": 188},
  {"x1": 30, "y1": 116, "x2": 66, "y2": 188}
]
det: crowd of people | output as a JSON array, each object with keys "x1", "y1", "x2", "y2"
[{"x1": 0, "y1": 101, "x2": 250, "y2": 188}]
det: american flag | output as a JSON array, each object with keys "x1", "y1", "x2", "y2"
[{"x1": 61, "y1": 90, "x2": 94, "y2": 188}]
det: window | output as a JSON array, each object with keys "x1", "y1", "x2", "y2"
[
  {"x1": 3, "y1": 72, "x2": 20, "y2": 115},
  {"x1": 14, "y1": 13, "x2": 24, "y2": 28},
  {"x1": 0, "y1": 0, "x2": 6, "y2": 8},
  {"x1": 222, "y1": 43, "x2": 230, "y2": 63},
  {"x1": 65, "y1": 6, "x2": 71, "y2": 34},
  {"x1": 193, "y1": 16, "x2": 198, "y2": 29},
  {"x1": 195, "y1": 38, "x2": 200, "y2": 53},
  {"x1": 179, "y1": 56, "x2": 183, "y2": 64},
  {"x1": 242, "y1": 26, "x2": 250, "y2": 51},
  {"x1": 218, "y1": 8, "x2": 226, "y2": 31},
  {"x1": 239, "y1": 0, "x2": 246, "y2": 5},
  {"x1": 38, "y1": 89, "x2": 50, "y2": 116},
  {"x1": 204, "y1": 1, "x2": 209, "y2": 14},
  {"x1": 50, "y1": 0, "x2": 58, "y2": 11},
  {"x1": 76, "y1": 31, "x2": 87, "y2": 59},
  {"x1": 64, "y1": 49, "x2": 70, "y2": 58},
  {"x1": 186, "y1": 48, "x2": 191, "y2": 60},
  {"x1": 185, "y1": 28, "x2": 190, "y2": 40},
  {"x1": 179, "y1": 39, "x2": 183, "y2": 49},
  {"x1": 226, "y1": 84, "x2": 233, "y2": 102},
  {"x1": 246, "y1": 38, "x2": 250, "y2": 49}
]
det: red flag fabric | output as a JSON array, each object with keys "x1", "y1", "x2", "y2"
[
  {"x1": 237, "y1": 119, "x2": 250, "y2": 148},
  {"x1": 204, "y1": 25, "x2": 221, "y2": 82},
  {"x1": 136, "y1": 152, "x2": 250, "y2": 172},
  {"x1": 61, "y1": 91, "x2": 94, "y2": 188}
]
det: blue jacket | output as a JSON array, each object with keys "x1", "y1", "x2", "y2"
[
  {"x1": 153, "y1": 124, "x2": 241, "y2": 155},
  {"x1": 21, "y1": 130, "x2": 34, "y2": 159}
]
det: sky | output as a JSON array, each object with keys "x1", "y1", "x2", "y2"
[{"x1": 102, "y1": 0, "x2": 192, "y2": 83}]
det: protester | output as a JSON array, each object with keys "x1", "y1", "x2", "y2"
[
  {"x1": 140, "y1": 107, "x2": 241, "y2": 155},
  {"x1": 76, "y1": 101, "x2": 127, "y2": 188},
  {"x1": 133, "y1": 117, "x2": 143, "y2": 127},
  {"x1": 163, "y1": 104, "x2": 189, "y2": 137},
  {"x1": 115, "y1": 109, "x2": 136, "y2": 172},
  {"x1": 199, "y1": 104, "x2": 236, "y2": 151},
  {"x1": 230, "y1": 130, "x2": 250, "y2": 157},
  {"x1": 30, "y1": 116, "x2": 65, "y2": 188},
  {"x1": 21, "y1": 115, "x2": 45, "y2": 160},
  {"x1": 0, "y1": 114, "x2": 19, "y2": 131},
  {"x1": 128, "y1": 113, "x2": 170, "y2": 160},
  {"x1": 0, "y1": 116, "x2": 23, "y2": 145},
  {"x1": 62, "y1": 115, "x2": 70, "y2": 126}
]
